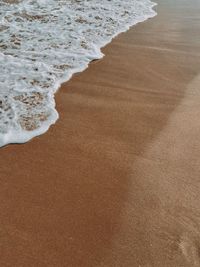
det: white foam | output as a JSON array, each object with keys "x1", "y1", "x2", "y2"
[{"x1": 0, "y1": 0, "x2": 157, "y2": 147}]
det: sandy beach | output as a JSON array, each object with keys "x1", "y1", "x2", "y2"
[{"x1": 1, "y1": 0, "x2": 200, "y2": 266}]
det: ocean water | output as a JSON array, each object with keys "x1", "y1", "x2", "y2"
[{"x1": 0, "y1": 0, "x2": 157, "y2": 147}]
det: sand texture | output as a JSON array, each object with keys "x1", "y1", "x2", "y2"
[{"x1": 1, "y1": 0, "x2": 200, "y2": 266}]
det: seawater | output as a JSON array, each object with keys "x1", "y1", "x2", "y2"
[{"x1": 0, "y1": 0, "x2": 157, "y2": 147}]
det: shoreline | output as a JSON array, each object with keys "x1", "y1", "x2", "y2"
[
  {"x1": 1, "y1": 0, "x2": 200, "y2": 266},
  {"x1": 0, "y1": 0, "x2": 157, "y2": 148}
]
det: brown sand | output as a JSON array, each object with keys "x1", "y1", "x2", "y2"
[{"x1": 1, "y1": 0, "x2": 200, "y2": 266}]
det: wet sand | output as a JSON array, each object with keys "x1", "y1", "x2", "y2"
[{"x1": 1, "y1": 0, "x2": 200, "y2": 266}]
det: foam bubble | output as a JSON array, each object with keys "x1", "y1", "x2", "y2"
[{"x1": 0, "y1": 0, "x2": 157, "y2": 147}]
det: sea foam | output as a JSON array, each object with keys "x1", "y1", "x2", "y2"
[{"x1": 0, "y1": 0, "x2": 157, "y2": 147}]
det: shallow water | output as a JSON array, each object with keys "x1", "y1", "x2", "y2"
[{"x1": 0, "y1": 0, "x2": 157, "y2": 147}]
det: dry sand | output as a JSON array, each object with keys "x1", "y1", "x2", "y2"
[{"x1": 1, "y1": 0, "x2": 200, "y2": 266}]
